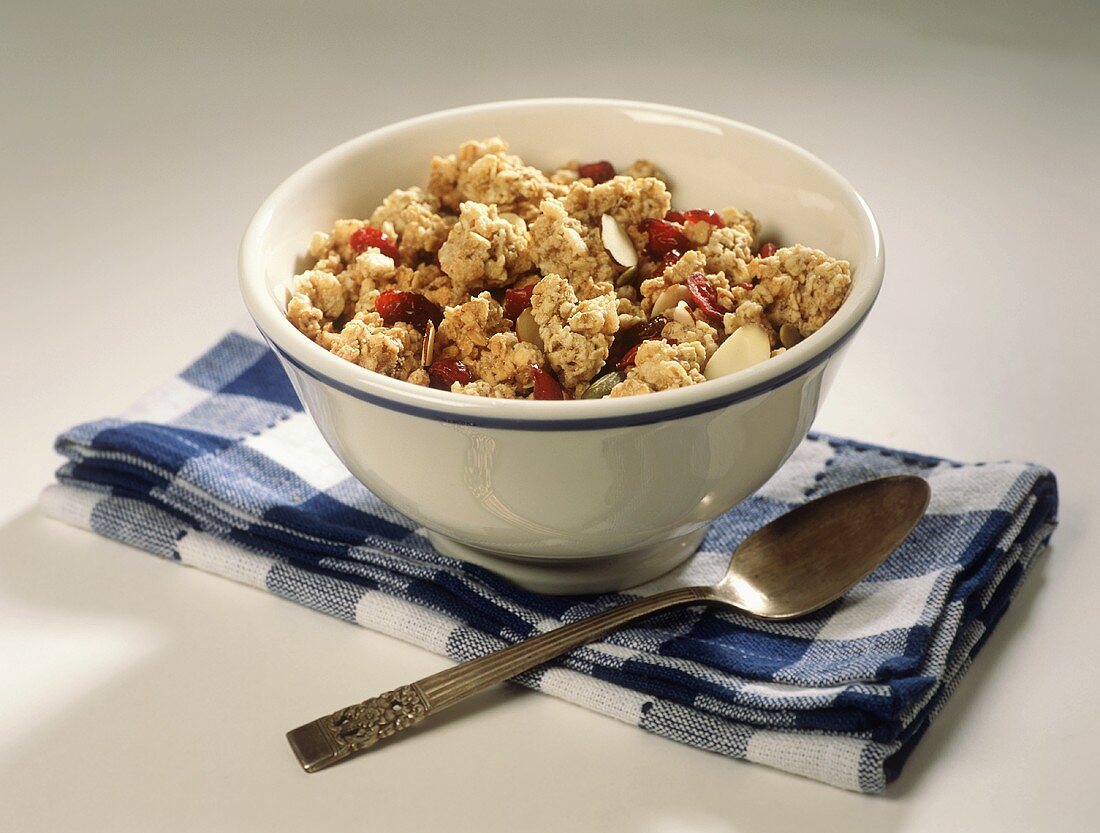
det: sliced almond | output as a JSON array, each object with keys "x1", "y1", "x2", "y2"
[
  {"x1": 778, "y1": 323, "x2": 803, "y2": 349},
  {"x1": 421, "y1": 319, "x2": 436, "y2": 367},
  {"x1": 601, "y1": 213, "x2": 638, "y2": 268},
  {"x1": 651, "y1": 284, "x2": 690, "y2": 316},
  {"x1": 704, "y1": 323, "x2": 770, "y2": 380},
  {"x1": 670, "y1": 300, "x2": 695, "y2": 328},
  {"x1": 516, "y1": 308, "x2": 543, "y2": 349}
]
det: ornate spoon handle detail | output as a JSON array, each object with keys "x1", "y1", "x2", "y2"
[
  {"x1": 287, "y1": 684, "x2": 431, "y2": 772},
  {"x1": 287, "y1": 585, "x2": 712, "y2": 772}
]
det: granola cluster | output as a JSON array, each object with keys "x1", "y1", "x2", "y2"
[{"x1": 286, "y1": 138, "x2": 852, "y2": 400}]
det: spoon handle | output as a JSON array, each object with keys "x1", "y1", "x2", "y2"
[{"x1": 287, "y1": 585, "x2": 712, "y2": 772}]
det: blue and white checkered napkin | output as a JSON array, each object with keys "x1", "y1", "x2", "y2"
[{"x1": 40, "y1": 326, "x2": 1058, "y2": 793}]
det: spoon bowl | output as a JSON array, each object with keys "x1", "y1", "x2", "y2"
[
  {"x1": 287, "y1": 475, "x2": 931, "y2": 772},
  {"x1": 715, "y1": 474, "x2": 932, "y2": 618}
]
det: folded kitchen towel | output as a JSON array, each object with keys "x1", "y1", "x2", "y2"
[{"x1": 40, "y1": 326, "x2": 1058, "y2": 793}]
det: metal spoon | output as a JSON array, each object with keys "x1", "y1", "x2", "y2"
[{"x1": 287, "y1": 474, "x2": 930, "y2": 772}]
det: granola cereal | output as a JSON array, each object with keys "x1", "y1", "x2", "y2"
[{"x1": 285, "y1": 138, "x2": 852, "y2": 399}]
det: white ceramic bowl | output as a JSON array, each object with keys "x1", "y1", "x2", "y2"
[{"x1": 239, "y1": 98, "x2": 884, "y2": 594}]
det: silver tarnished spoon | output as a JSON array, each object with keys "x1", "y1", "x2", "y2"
[{"x1": 287, "y1": 475, "x2": 931, "y2": 772}]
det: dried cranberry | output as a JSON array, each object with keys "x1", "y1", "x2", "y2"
[
  {"x1": 428, "y1": 358, "x2": 473, "y2": 390},
  {"x1": 349, "y1": 226, "x2": 399, "y2": 260},
  {"x1": 616, "y1": 343, "x2": 642, "y2": 371},
  {"x1": 665, "y1": 209, "x2": 725, "y2": 228},
  {"x1": 631, "y1": 314, "x2": 670, "y2": 343},
  {"x1": 375, "y1": 289, "x2": 443, "y2": 329},
  {"x1": 736, "y1": 282, "x2": 753, "y2": 292},
  {"x1": 503, "y1": 284, "x2": 536, "y2": 320},
  {"x1": 758, "y1": 242, "x2": 778, "y2": 258},
  {"x1": 578, "y1": 161, "x2": 615, "y2": 184},
  {"x1": 686, "y1": 273, "x2": 724, "y2": 324},
  {"x1": 531, "y1": 364, "x2": 564, "y2": 400},
  {"x1": 603, "y1": 315, "x2": 668, "y2": 370},
  {"x1": 655, "y1": 249, "x2": 684, "y2": 275},
  {"x1": 643, "y1": 219, "x2": 692, "y2": 259}
]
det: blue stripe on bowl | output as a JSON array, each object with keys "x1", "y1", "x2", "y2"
[{"x1": 264, "y1": 308, "x2": 868, "y2": 431}]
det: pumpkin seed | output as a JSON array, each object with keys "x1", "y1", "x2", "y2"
[
  {"x1": 615, "y1": 265, "x2": 638, "y2": 288},
  {"x1": 581, "y1": 370, "x2": 625, "y2": 399},
  {"x1": 779, "y1": 323, "x2": 803, "y2": 349},
  {"x1": 601, "y1": 213, "x2": 638, "y2": 268}
]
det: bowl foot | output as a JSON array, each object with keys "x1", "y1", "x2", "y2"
[{"x1": 424, "y1": 526, "x2": 710, "y2": 595}]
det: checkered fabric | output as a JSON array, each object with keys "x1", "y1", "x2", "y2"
[{"x1": 40, "y1": 325, "x2": 1058, "y2": 792}]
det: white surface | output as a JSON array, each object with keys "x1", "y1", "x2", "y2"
[{"x1": 1, "y1": 1, "x2": 1097, "y2": 830}]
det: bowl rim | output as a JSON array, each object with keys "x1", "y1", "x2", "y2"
[{"x1": 239, "y1": 97, "x2": 884, "y2": 430}]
